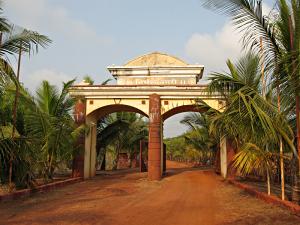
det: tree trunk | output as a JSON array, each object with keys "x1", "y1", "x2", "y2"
[
  {"x1": 289, "y1": 15, "x2": 300, "y2": 203},
  {"x1": 9, "y1": 43, "x2": 22, "y2": 190},
  {"x1": 267, "y1": 169, "x2": 271, "y2": 195},
  {"x1": 100, "y1": 150, "x2": 106, "y2": 171},
  {"x1": 276, "y1": 76, "x2": 285, "y2": 200},
  {"x1": 279, "y1": 137, "x2": 285, "y2": 200}
]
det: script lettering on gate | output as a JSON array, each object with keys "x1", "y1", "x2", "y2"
[{"x1": 118, "y1": 78, "x2": 195, "y2": 85}]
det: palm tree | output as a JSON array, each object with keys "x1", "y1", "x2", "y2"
[
  {"x1": 83, "y1": 75, "x2": 94, "y2": 85},
  {"x1": 0, "y1": 2, "x2": 51, "y2": 187},
  {"x1": 201, "y1": 0, "x2": 300, "y2": 200},
  {"x1": 200, "y1": 52, "x2": 294, "y2": 195},
  {"x1": 21, "y1": 80, "x2": 84, "y2": 180},
  {"x1": 97, "y1": 112, "x2": 148, "y2": 170},
  {"x1": 181, "y1": 113, "x2": 218, "y2": 164},
  {"x1": 164, "y1": 136, "x2": 187, "y2": 161},
  {"x1": 82, "y1": 76, "x2": 112, "y2": 85}
]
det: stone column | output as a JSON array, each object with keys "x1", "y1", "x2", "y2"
[
  {"x1": 148, "y1": 94, "x2": 162, "y2": 180},
  {"x1": 84, "y1": 119, "x2": 97, "y2": 179},
  {"x1": 72, "y1": 98, "x2": 86, "y2": 178}
]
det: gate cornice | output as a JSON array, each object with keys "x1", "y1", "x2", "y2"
[{"x1": 68, "y1": 85, "x2": 223, "y2": 100}]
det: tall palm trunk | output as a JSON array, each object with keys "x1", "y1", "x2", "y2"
[
  {"x1": 277, "y1": 89, "x2": 285, "y2": 200},
  {"x1": 265, "y1": 146, "x2": 271, "y2": 195},
  {"x1": 260, "y1": 38, "x2": 272, "y2": 195},
  {"x1": 273, "y1": 43, "x2": 285, "y2": 200},
  {"x1": 267, "y1": 168, "x2": 271, "y2": 195},
  {"x1": 9, "y1": 42, "x2": 22, "y2": 188},
  {"x1": 288, "y1": 15, "x2": 300, "y2": 202}
]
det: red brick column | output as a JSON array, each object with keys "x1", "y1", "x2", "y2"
[
  {"x1": 72, "y1": 98, "x2": 86, "y2": 178},
  {"x1": 148, "y1": 94, "x2": 162, "y2": 180}
]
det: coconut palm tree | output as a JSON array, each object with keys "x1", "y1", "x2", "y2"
[
  {"x1": 201, "y1": 0, "x2": 300, "y2": 200},
  {"x1": 181, "y1": 113, "x2": 218, "y2": 162},
  {"x1": 0, "y1": 1, "x2": 51, "y2": 187},
  {"x1": 96, "y1": 112, "x2": 148, "y2": 170},
  {"x1": 21, "y1": 80, "x2": 84, "y2": 180},
  {"x1": 199, "y1": 52, "x2": 294, "y2": 195}
]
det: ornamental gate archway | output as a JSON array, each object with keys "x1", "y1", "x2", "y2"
[{"x1": 69, "y1": 52, "x2": 230, "y2": 181}]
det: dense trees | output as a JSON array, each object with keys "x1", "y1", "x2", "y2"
[
  {"x1": 165, "y1": 113, "x2": 217, "y2": 165},
  {"x1": 0, "y1": 1, "x2": 51, "y2": 189},
  {"x1": 96, "y1": 112, "x2": 148, "y2": 170},
  {"x1": 0, "y1": 79, "x2": 85, "y2": 188}
]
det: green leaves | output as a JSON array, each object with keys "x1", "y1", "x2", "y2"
[
  {"x1": 97, "y1": 112, "x2": 148, "y2": 167},
  {"x1": 201, "y1": 0, "x2": 279, "y2": 67}
]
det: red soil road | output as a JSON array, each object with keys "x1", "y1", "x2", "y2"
[{"x1": 0, "y1": 161, "x2": 299, "y2": 225}]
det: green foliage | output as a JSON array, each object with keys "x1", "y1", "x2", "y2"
[
  {"x1": 0, "y1": 79, "x2": 82, "y2": 186},
  {"x1": 200, "y1": 1, "x2": 300, "y2": 184},
  {"x1": 83, "y1": 75, "x2": 94, "y2": 85},
  {"x1": 165, "y1": 112, "x2": 217, "y2": 164},
  {"x1": 25, "y1": 80, "x2": 83, "y2": 180},
  {"x1": 97, "y1": 112, "x2": 148, "y2": 169},
  {"x1": 0, "y1": 0, "x2": 52, "y2": 188},
  {"x1": 165, "y1": 136, "x2": 186, "y2": 160}
]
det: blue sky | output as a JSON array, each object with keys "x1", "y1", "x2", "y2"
[{"x1": 4, "y1": 0, "x2": 275, "y2": 137}]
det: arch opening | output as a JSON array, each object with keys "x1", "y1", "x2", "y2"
[
  {"x1": 85, "y1": 104, "x2": 149, "y2": 179},
  {"x1": 162, "y1": 106, "x2": 217, "y2": 174},
  {"x1": 162, "y1": 105, "x2": 203, "y2": 121}
]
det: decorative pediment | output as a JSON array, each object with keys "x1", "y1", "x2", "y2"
[{"x1": 107, "y1": 52, "x2": 204, "y2": 85}]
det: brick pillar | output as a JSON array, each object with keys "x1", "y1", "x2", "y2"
[
  {"x1": 72, "y1": 98, "x2": 86, "y2": 178},
  {"x1": 148, "y1": 94, "x2": 162, "y2": 180}
]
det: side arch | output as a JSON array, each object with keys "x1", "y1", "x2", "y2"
[
  {"x1": 162, "y1": 105, "x2": 202, "y2": 121},
  {"x1": 161, "y1": 99, "x2": 222, "y2": 121}
]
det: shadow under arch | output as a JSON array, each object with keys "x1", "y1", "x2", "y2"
[
  {"x1": 87, "y1": 104, "x2": 149, "y2": 120},
  {"x1": 162, "y1": 105, "x2": 203, "y2": 121}
]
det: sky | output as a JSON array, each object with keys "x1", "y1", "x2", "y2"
[{"x1": 4, "y1": 0, "x2": 275, "y2": 137}]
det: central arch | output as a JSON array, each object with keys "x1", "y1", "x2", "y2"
[
  {"x1": 83, "y1": 104, "x2": 149, "y2": 179},
  {"x1": 87, "y1": 104, "x2": 148, "y2": 119}
]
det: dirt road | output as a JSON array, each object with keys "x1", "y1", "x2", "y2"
[{"x1": 0, "y1": 161, "x2": 299, "y2": 225}]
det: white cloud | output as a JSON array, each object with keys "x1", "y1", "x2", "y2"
[
  {"x1": 185, "y1": 22, "x2": 243, "y2": 80},
  {"x1": 4, "y1": 0, "x2": 113, "y2": 45},
  {"x1": 23, "y1": 69, "x2": 74, "y2": 93}
]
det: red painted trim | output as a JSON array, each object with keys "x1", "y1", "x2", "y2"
[
  {"x1": 0, "y1": 177, "x2": 83, "y2": 202},
  {"x1": 71, "y1": 84, "x2": 209, "y2": 88},
  {"x1": 228, "y1": 179, "x2": 300, "y2": 216}
]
